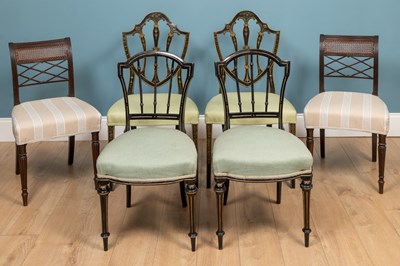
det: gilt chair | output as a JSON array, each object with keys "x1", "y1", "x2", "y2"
[
  {"x1": 107, "y1": 12, "x2": 199, "y2": 147},
  {"x1": 9, "y1": 37, "x2": 101, "y2": 206},
  {"x1": 304, "y1": 35, "x2": 388, "y2": 193},
  {"x1": 213, "y1": 49, "x2": 313, "y2": 249},
  {"x1": 95, "y1": 51, "x2": 198, "y2": 251},
  {"x1": 205, "y1": 10, "x2": 297, "y2": 188}
]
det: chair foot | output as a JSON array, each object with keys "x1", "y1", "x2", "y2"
[
  {"x1": 101, "y1": 232, "x2": 110, "y2": 251},
  {"x1": 217, "y1": 230, "x2": 225, "y2": 250},
  {"x1": 303, "y1": 228, "x2": 311, "y2": 247}
]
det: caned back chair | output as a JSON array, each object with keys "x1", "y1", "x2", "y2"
[
  {"x1": 96, "y1": 50, "x2": 198, "y2": 251},
  {"x1": 10, "y1": 37, "x2": 101, "y2": 206},
  {"x1": 107, "y1": 12, "x2": 199, "y2": 147},
  {"x1": 304, "y1": 34, "x2": 388, "y2": 193},
  {"x1": 212, "y1": 49, "x2": 313, "y2": 249},
  {"x1": 205, "y1": 10, "x2": 297, "y2": 188}
]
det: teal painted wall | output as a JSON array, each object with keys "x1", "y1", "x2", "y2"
[{"x1": 1, "y1": 0, "x2": 399, "y2": 117}]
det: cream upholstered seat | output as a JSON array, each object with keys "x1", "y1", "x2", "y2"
[
  {"x1": 212, "y1": 49, "x2": 313, "y2": 250},
  {"x1": 304, "y1": 34, "x2": 388, "y2": 194},
  {"x1": 107, "y1": 12, "x2": 199, "y2": 147},
  {"x1": 95, "y1": 51, "x2": 198, "y2": 252},
  {"x1": 9, "y1": 38, "x2": 101, "y2": 206},
  {"x1": 205, "y1": 10, "x2": 297, "y2": 188}
]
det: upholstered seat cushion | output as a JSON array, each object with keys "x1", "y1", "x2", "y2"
[
  {"x1": 107, "y1": 93, "x2": 199, "y2": 126},
  {"x1": 213, "y1": 126, "x2": 313, "y2": 180},
  {"x1": 205, "y1": 92, "x2": 297, "y2": 125},
  {"x1": 96, "y1": 127, "x2": 197, "y2": 183},
  {"x1": 304, "y1": 91, "x2": 389, "y2": 134},
  {"x1": 12, "y1": 97, "x2": 101, "y2": 145}
]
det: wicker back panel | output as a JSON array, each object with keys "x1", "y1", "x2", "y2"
[
  {"x1": 321, "y1": 35, "x2": 377, "y2": 57},
  {"x1": 14, "y1": 42, "x2": 68, "y2": 64}
]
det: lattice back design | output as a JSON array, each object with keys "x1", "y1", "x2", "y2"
[
  {"x1": 215, "y1": 49, "x2": 290, "y2": 130},
  {"x1": 214, "y1": 10, "x2": 280, "y2": 93},
  {"x1": 122, "y1": 12, "x2": 190, "y2": 94},
  {"x1": 118, "y1": 51, "x2": 194, "y2": 132},
  {"x1": 9, "y1": 38, "x2": 74, "y2": 105},
  {"x1": 320, "y1": 34, "x2": 379, "y2": 95}
]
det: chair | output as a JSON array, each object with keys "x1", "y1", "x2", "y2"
[
  {"x1": 107, "y1": 12, "x2": 199, "y2": 147},
  {"x1": 205, "y1": 10, "x2": 297, "y2": 188},
  {"x1": 95, "y1": 51, "x2": 198, "y2": 251},
  {"x1": 213, "y1": 49, "x2": 313, "y2": 249},
  {"x1": 304, "y1": 35, "x2": 388, "y2": 193},
  {"x1": 9, "y1": 37, "x2": 101, "y2": 206}
]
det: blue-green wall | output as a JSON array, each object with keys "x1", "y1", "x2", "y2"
[{"x1": 1, "y1": 0, "x2": 399, "y2": 117}]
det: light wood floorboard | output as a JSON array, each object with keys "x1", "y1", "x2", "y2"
[{"x1": 0, "y1": 137, "x2": 399, "y2": 265}]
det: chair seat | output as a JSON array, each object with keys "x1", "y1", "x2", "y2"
[
  {"x1": 12, "y1": 97, "x2": 101, "y2": 145},
  {"x1": 97, "y1": 127, "x2": 197, "y2": 183},
  {"x1": 213, "y1": 126, "x2": 313, "y2": 180},
  {"x1": 304, "y1": 91, "x2": 389, "y2": 134},
  {"x1": 107, "y1": 93, "x2": 199, "y2": 126},
  {"x1": 205, "y1": 92, "x2": 297, "y2": 125}
]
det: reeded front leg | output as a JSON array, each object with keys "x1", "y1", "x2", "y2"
[
  {"x1": 68, "y1": 136, "x2": 75, "y2": 165},
  {"x1": 17, "y1": 144, "x2": 28, "y2": 206},
  {"x1": 192, "y1": 124, "x2": 198, "y2": 150},
  {"x1": 97, "y1": 180, "x2": 111, "y2": 251},
  {"x1": 214, "y1": 180, "x2": 226, "y2": 250},
  {"x1": 378, "y1": 134, "x2": 386, "y2": 194},
  {"x1": 206, "y1": 124, "x2": 212, "y2": 189},
  {"x1": 185, "y1": 181, "x2": 198, "y2": 251},
  {"x1": 300, "y1": 175, "x2": 313, "y2": 247}
]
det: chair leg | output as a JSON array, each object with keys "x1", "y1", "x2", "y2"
[
  {"x1": 378, "y1": 134, "x2": 386, "y2": 194},
  {"x1": 306, "y1": 129, "x2": 314, "y2": 156},
  {"x1": 192, "y1": 124, "x2": 198, "y2": 150},
  {"x1": 300, "y1": 175, "x2": 313, "y2": 247},
  {"x1": 372, "y1": 133, "x2": 377, "y2": 162},
  {"x1": 214, "y1": 180, "x2": 226, "y2": 250},
  {"x1": 223, "y1": 180, "x2": 230, "y2": 206},
  {"x1": 206, "y1": 124, "x2": 212, "y2": 189},
  {"x1": 91, "y1": 132, "x2": 100, "y2": 174},
  {"x1": 289, "y1": 123, "x2": 296, "y2": 189},
  {"x1": 185, "y1": 181, "x2": 198, "y2": 251},
  {"x1": 15, "y1": 144, "x2": 20, "y2": 175},
  {"x1": 17, "y1": 144, "x2": 28, "y2": 206},
  {"x1": 319, "y1": 129, "x2": 325, "y2": 158},
  {"x1": 180, "y1": 181, "x2": 188, "y2": 208},
  {"x1": 126, "y1": 185, "x2": 132, "y2": 207},
  {"x1": 68, "y1": 136, "x2": 75, "y2": 165},
  {"x1": 97, "y1": 181, "x2": 111, "y2": 251},
  {"x1": 276, "y1": 182, "x2": 282, "y2": 204},
  {"x1": 108, "y1": 126, "x2": 115, "y2": 142}
]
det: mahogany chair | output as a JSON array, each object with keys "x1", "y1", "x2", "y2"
[
  {"x1": 205, "y1": 10, "x2": 297, "y2": 189},
  {"x1": 96, "y1": 51, "x2": 198, "y2": 251},
  {"x1": 9, "y1": 37, "x2": 101, "y2": 206},
  {"x1": 213, "y1": 49, "x2": 313, "y2": 249},
  {"x1": 304, "y1": 35, "x2": 388, "y2": 193},
  {"x1": 107, "y1": 12, "x2": 199, "y2": 147}
]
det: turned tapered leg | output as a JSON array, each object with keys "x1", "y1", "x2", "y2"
[
  {"x1": 108, "y1": 126, "x2": 115, "y2": 142},
  {"x1": 276, "y1": 182, "x2": 282, "y2": 204},
  {"x1": 289, "y1": 123, "x2": 296, "y2": 189},
  {"x1": 206, "y1": 124, "x2": 212, "y2": 189},
  {"x1": 185, "y1": 181, "x2": 198, "y2": 251},
  {"x1": 180, "y1": 181, "x2": 188, "y2": 208},
  {"x1": 97, "y1": 181, "x2": 111, "y2": 251},
  {"x1": 372, "y1": 133, "x2": 377, "y2": 162},
  {"x1": 68, "y1": 136, "x2": 75, "y2": 165},
  {"x1": 300, "y1": 175, "x2": 313, "y2": 247},
  {"x1": 319, "y1": 129, "x2": 325, "y2": 158},
  {"x1": 17, "y1": 144, "x2": 28, "y2": 206},
  {"x1": 192, "y1": 124, "x2": 198, "y2": 151},
  {"x1": 215, "y1": 180, "x2": 226, "y2": 250},
  {"x1": 378, "y1": 134, "x2": 386, "y2": 194}
]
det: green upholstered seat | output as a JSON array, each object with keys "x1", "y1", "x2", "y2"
[
  {"x1": 97, "y1": 127, "x2": 197, "y2": 183},
  {"x1": 107, "y1": 94, "x2": 199, "y2": 127},
  {"x1": 205, "y1": 92, "x2": 297, "y2": 125},
  {"x1": 213, "y1": 126, "x2": 312, "y2": 180}
]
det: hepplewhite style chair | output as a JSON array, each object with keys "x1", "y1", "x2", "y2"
[
  {"x1": 107, "y1": 12, "x2": 199, "y2": 147},
  {"x1": 304, "y1": 35, "x2": 388, "y2": 193},
  {"x1": 205, "y1": 10, "x2": 297, "y2": 188},
  {"x1": 9, "y1": 37, "x2": 101, "y2": 206},
  {"x1": 95, "y1": 51, "x2": 198, "y2": 251},
  {"x1": 213, "y1": 49, "x2": 313, "y2": 249}
]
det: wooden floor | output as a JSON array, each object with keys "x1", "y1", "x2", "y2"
[{"x1": 1, "y1": 137, "x2": 400, "y2": 265}]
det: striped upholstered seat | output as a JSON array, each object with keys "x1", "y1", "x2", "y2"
[
  {"x1": 304, "y1": 91, "x2": 389, "y2": 135},
  {"x1": 12, "y1": 97, "x2": 101, "y2": 145}
]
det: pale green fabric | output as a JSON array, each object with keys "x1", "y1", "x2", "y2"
[
  {"x1": 97, "y1": 128, "x2": 197, "y2": 182},
  {"x1": 205, "y1": 92, "x2": 297, "y2": 125},
  {"x1": 213, "y1": 126, "x2": 313, "y2": 180},
  {"x1": 107, "y1": 93, "x2": 199, "y2": 126}
]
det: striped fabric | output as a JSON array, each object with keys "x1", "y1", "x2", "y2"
[
  {"x1": 12, "y1": 97, "x2": 101, "y2": 145},
  {"x1": 304, "y1": 91, "x2": 389, "y2": 134}
]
